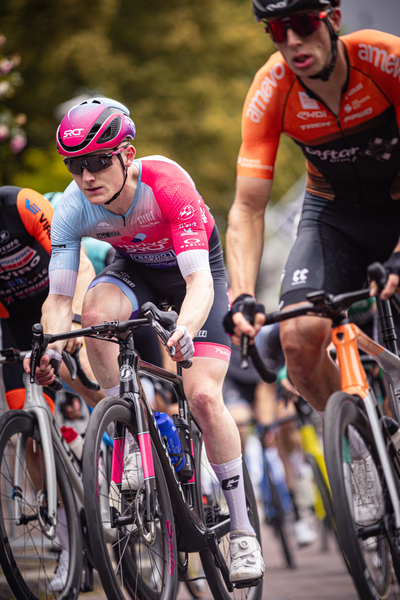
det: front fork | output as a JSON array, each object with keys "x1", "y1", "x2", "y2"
[
  {"x1": 110, "y1": 344, "x2": 157, "y2": 528},
  {"x1": 332, "y1": 323, "x2": 400, "y2": 529},
  {"x1": 14, "y1": 374, "x2": 58, "y2": 538}
]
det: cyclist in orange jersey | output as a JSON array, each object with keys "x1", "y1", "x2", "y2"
[{"x1": 225, "y1": 0, "x2": 400, "y2": 417}]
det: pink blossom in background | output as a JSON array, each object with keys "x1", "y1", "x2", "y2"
[
  {"x1": 0, "y1": 59, "x2": 14, "y2": 76},
  {"x1": 10, "y1": 134, "x2": 27, "y2": 154},
  {"x1": 0, "y1": 124, "x2": 9, "y2": 142}
]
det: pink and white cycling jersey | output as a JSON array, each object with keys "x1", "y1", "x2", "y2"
[{"x1": 49, "y1": 156, "x2": 216, "y2": 297}]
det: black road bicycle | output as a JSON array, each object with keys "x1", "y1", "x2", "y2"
[{"x1": 29, "y1": 302, "x2": 266, "y2": 600}]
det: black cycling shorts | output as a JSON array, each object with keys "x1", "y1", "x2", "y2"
[
  {"x1": 280, "y1": 194, "x2": 400, "y2": 307},
  {"x1": 88, "y1": 226, "x2": 231, "y2": 362},
  {"x1": 1, "y1": 291, "x2": 56, "y2": 405}
]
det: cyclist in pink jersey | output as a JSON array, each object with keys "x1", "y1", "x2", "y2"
[{"x1": 25, "y1": 97, "x2": 265, "y2": 584}]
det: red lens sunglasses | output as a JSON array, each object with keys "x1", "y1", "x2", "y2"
[{"x1": 264, "y1": 10, "x2": 331, "y2": 44}]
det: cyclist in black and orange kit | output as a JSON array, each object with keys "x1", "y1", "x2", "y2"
[
  {"x1": 224, "y1": 0, "x2": 400, "y2": 528},
  {"x1": 0, "y1": 185, "x2": 103, "y2": 413}
]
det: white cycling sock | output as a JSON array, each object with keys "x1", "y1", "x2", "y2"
[
  {"x1": 57, "y1": 507, "x2": 69, "y2": 552},
  {"x1": 211, "y1": 456, "x2": 254, "y2": 536},
  {"x1": 101, "y1": 385, "x2": 120, "y2": 397}
]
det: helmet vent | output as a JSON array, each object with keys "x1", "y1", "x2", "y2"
[{"x1": 98, "y1": 116, "x2": 121, "y2": 144}]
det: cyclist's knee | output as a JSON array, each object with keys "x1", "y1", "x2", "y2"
[
  {"x1": 191, "y1": 387, "x2": 224, "y2": 422},
  {"x1": 280, "y1": 317, "x2": 329, "y2": 377}
]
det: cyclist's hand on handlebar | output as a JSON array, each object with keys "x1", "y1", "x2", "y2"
[
  {"x1": 23, "y1": 349, "x2": 61, "y2": 386},
  {"x1": 369, "y1": 253, "x2": 400, "y2": 300},
  {"x1": 167, "y1": 325, "x2": 194, "y2": 362},
  {"x1": 370, "y1": 273, "x2": 399, "y2": 300},
  {"x1": 223, "y1": 294, "x2": 265, "y2": 345}
]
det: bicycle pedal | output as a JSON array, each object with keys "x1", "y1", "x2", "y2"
[
  {"x1": 121, "y1": 489, "x2": 137, "y2": 501},
  {"x1": 233, "y1": 575, "x2": 264, "y2": 589}
]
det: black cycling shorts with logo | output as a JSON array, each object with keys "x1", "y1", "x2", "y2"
[{"x1": 280, "y1": 193, "x2": 400, "y2": 308}]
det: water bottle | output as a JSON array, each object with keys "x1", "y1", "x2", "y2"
[
  {"x1": 61, "y1": 426, "x2": 84, "y2": 461},
  {"x1": 172, "y1": 415, "x2": 194, "y2": 482},
  {"x1": 154, "y1": 412, "x2": 186, "y2": 472}
]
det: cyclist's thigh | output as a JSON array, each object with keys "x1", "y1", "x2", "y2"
[
  {"x1": 88, "y1": 258, "x2": 163, "y2": 366},
  {"x1": 1, "y1": 318, "x2": 25, "y2": 393},
  {"x1": 1, "y1": 308, "x2": 56, "y2": 409},
  {"x1": 280, "y1": 197, "x2": 400, "y2": 308},
  {"x1": 280, "y1": 223, "x2": 368, "y2": 308}
]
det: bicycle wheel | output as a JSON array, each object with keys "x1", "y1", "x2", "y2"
[
  {"x1": 263, "y1": 459, "x2": 295, "y2": 569},
  {"x1": 193, "y1": 426, "x2": 263, "y2": 600},
  {"x1": 0, "y1": 409, "x2": 82, "y2": 600},
  {"x1": 83, "y1": 396, "x2": 178, "y2": 600},
  {"x1": 324, "y1": 391, "x2": 396, "y2": 600}
]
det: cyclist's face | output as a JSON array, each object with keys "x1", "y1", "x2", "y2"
[
  {"x1": 273, "y1": 9, "x2": 341, "y2": 80},
  {"x1": 70, "y1": 145, "x2": 135, "y2": 207}
]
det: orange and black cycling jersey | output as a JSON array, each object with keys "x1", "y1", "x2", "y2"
[
  {"x1": 0, "y1": 186, "x2": 53, "y2": 318},
  {"x1": 238, "y1": 29, "x2": 400, "y2": 203}
]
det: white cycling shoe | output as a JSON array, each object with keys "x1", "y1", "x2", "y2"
[
  {"x1": 121, "y1": 450, "x2": 144, "y2": 491},
  {"x1": 49, "y1": 549, "x2": 69, "y2": 592},
  {"x1": 229, "y1": 532, "x2": 265, "y2": 584},
  {"x1": 293, "y1": 519, "x2": 318, "y2": 548},
  {"x1": 352, "y1": 455, "x2": 384, "y2": 526}
]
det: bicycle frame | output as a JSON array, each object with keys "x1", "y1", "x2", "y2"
[
  {"x1": 112, "y1": 336, "x2": 231, "y2": 556},
  {"x1": 332, "y1": 320, "x2": 400, "y2": 528}
]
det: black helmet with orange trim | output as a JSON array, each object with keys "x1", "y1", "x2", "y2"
[{"x1": 252, "y1": 0, "x2": 340, "y2": 22}]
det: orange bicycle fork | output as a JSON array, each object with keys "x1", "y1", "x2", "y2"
[{"x1": 331, "y1": 321, "x2": 400, "y2": 529}]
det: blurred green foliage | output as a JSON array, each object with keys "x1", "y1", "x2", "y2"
[{"x1": 0, "y1": 0, "x2": 305, "y2": 242}]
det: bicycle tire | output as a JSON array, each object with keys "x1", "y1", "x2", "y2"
[
  {"x1": 192, "y1": 426, "x2": 263, "y2": 600},
  {"x1": 0, "y1": 409, "x2": 82, "y2": 600},
  {"x1": 306, "y1": 453, "x2": 351, "y2": 571},
  {"x1": 264, "y1": 459, "x2": 296, "y2": 569},
  {"x1": 324, "y1": 391, "x2": 396, "y2": 600},
  {"x1": 82, "y1": 396, "x2": 178, "y2": 600}
]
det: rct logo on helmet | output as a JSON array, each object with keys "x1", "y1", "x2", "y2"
[
  {"x1": 266, "y1": 1, "x2": 289, "y2": 10},
  {"x1": 63, "y1": 129, "x2": 84, "y2": 138}
]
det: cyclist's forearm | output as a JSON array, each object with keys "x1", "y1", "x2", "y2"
[
  {"x1": 178, "y1": 270, "x2": 214, "y2": 339},
  {"x1": 41, "y1": 293, "x2": 74, "y2": 353},
  {"x1": 72, "y1": 248, "x2": 96, "y2": 316},
  {"x1": 226, "y1": 206, "x2": 264, "y2": 298},
  {"x1": 226, "y1": 177, "x2": 272, "y2": 299}
]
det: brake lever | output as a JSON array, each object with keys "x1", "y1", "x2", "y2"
[
  {"x1": 30, "y1": 323, "x2": 63, "y2": 391},
  {"x1": 240, "y1": 297, "x2": 256, "y2": 370},
  {"x1": 143, "y1": 307, "x2": 192, "y2": 369}
]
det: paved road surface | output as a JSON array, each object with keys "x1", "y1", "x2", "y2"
[
  {"x1": 3, "y1": 514, "x2": 399, "y2": 599},
  {"x1": 82, "y1": 518, "x2": 367, "y2": 600}
]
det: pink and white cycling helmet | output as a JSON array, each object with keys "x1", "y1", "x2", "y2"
[{"x1": 56, "y1": 97, "x2": 136, "y2": 157}]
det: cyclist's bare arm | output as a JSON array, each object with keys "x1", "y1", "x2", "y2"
[
  {"x1": 167, "y1": 269, "x2": 214, "y2": 359},
  {"x1": 72, "y1": 247, "x2": 95, "y2": 317},
  {"x1": 226, "y1": 176, "x2": 273, "y2": 342}
]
